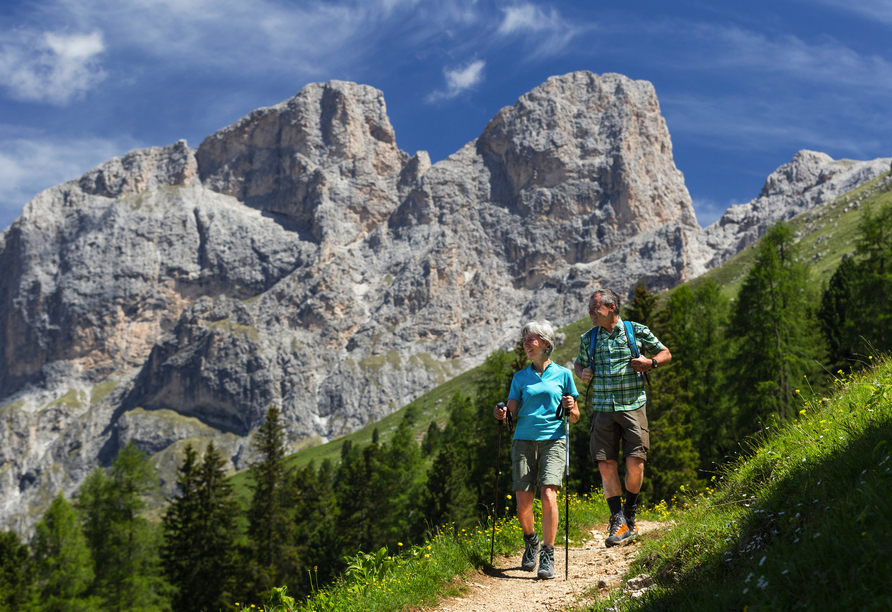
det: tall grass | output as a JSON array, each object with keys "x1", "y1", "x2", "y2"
[{"x1": 588, "y1": 356, "x2": 892, "y2": 611}]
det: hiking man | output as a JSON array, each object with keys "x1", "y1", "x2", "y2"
[{"x1": 574, "y1": 289, "x2": 671, "y2": 546}]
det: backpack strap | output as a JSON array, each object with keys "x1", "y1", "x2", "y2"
[
  {"x1": 588, "y1": 327, "x2": 599, "y2": 363},
  {"x1": 623, "y1": 320, "x2": 640, "y2": 358}
]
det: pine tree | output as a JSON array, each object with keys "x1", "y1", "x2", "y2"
[
  {"x1": 624, "y1": 279, "x2": 658, "y2": 327},
  {"x1": 32, "y1": 493, "x2": 97, "y2": 612},
  {"x1": 629, "y1": 283, "x2": 701, "y2": 503},
  {"x1": 162, "y1": 442, "x2": 240, "y2": 612},
  {"x1": 0, "y1": 530, "x2": 35, "y2": 612},
  {"x1": 78, "y1": 441, "x2": 172, "y2": 612},
  {"x1": 245, "y1": 404, "x2": 297, "y2": 600},
  {"x1": 422, "y1": 393, "x2": 479, "y2": 530},
  {"x1": 471, "y1": 349, "x2": 516, "y2": 519},
  {"x1": 728, "y1": 221, "x2": 824, "y2": 432},
  {"x1": 375, "y1": 417, "x2": 426, "y2": 545},
  {"x1": 334, "y1": 441, "x2": 381, "y2": 554},
  {"x1": 667, "y1": 281, "x2": 733, "y2": 468},
  {"x1": 421, "y1": 421, "x2": 442, "y2": 456},
  {"x1": 290, "y1": 461, "x2": 338, "y2": 591},
  {"x1": 820, "y1": 201, "x2": 892, "y2": 367}
]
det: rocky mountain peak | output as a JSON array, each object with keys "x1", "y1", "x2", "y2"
[
  {"x1": 759, "y1": 150, "x2": 836, "y2": 198},
  {"x1": 476, "y1": 72, "x2": 696, "y2": 237},
  {"x1": 686, "y1": 150, "x2": 891, "y2": 272},
  {"x1": 196, "y1": 80, "x2": 413, "y2": 246}
]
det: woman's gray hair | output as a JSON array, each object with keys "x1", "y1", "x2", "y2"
[{"x1": 522, "y1": 320, "x2": 557, "y2": 356}]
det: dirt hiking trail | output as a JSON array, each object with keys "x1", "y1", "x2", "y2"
[{"x1": 427, "y1": 520, "x2": 660, "y2": 612}]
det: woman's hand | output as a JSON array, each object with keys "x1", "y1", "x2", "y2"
[
  {"x1": 563, "y1": 395, "x2": 580, "y2": 424},
  {"x1": 494, "y1": 403, "x2": 508, "y2": 421}
]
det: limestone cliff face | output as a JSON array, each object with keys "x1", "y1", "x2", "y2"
[{"x1": 1, "y1": 71, "x2": 881, "y2": 534}]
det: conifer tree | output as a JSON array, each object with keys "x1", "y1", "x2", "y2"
[
  {"x1": 0, "y1": 530, "x2": 35, "y2": 612},
  {"x1": 245, "y1": 404, "x2": 297, "y2": 599},
  {"x1": 77, "y1": 441, "x2": 171, "y2": 612},
  {"x1": 32, "y1": 493, "x2": 97, "y2": 612},
  {"x1": 375, "y1": 417, "x2": 426, "y2": 544},
  {"x1": 728, "y1": 221, "x2": 824, "y2": 431},
  {"x1": 471, "y1": 349, "x2": 516, "y2": 518},
  {"x1": 624, "y1": 279, "x2": 658, "y2": 327},
  {"x1": 820, "y1": 201, "x2": 892, "y2": 366},
  {"x1": 162, "y1": 442, "x2": 239, "y2": 612},
  {"x1": 423, "y1": 393, "x2": 478, "y2": 529},
  {"x1": 290, "y1": 461, "x2": 338, "y2": 590},
  {"x1": 624, "y1": 283, "x2": 701, "y2": 503},
  {"x1": 667, "y1": 281, "x2": 733, "y2": 468},
  {"x1": 335, "y1": 441, "x2": 381, "y2": 554},
  {"x1": 421, "y1": 421, "x2": 442, "y2": 456}
]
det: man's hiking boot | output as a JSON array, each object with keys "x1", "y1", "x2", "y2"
[
  {"x1": 537, "y1": 545, "x2": 555, "y2": 580},
  {"x1": 624, "y1": 504, "x2": 639, "y2": 539},
  {"x1": 605, "y1": 511, "x2": 636, "y2": 547},
  {"x1": 521, "y1": 533, "x2": 540, "y2": 571}
]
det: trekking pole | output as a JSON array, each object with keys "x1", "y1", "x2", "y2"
[
  {"x1": 490, "y1": 402, "x2": 507, "y2": 566},
  {"x1": 564, "y1": 400, "x2": 570, "y2": 580},
  {"x1": 555, "y1": 393, "x2": 572, "y2": 580}
]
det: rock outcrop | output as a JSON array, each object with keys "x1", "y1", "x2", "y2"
[
  {"x1": 686, "y1": 150, "x2": 891, "y2": 273},
  {"x1": 0, "y1": 72, "x2": 885, "y2": 535}
]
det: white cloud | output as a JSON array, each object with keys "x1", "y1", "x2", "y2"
[
  {"x1": 691, "y1": 196, "x2": 737, "y2": 228},
  {"x1": 45, "y1": 0, "x2": 479, "y2": 79},
  {"x1": 495, "y1": 2, "x2": 590, "y2": 57},
  {"x1": 646, "y1": 22, "x2": 892, "y2": 93},
  {"x1": 445, "y1": 60, "x2": 485, "y2": 93},
  {"x1": 0, "y1": 130, "x2": 140, "y2": 230},
  {"x1": 0, "y1": 30, "x2": 106, "y2": 104},
  {"x1": 426, "y1": 59, "x2": 485, "y2": 102},
  {"x1": 802, "y1": 0, "x2": 892, "y2": 25},
  {"x1": 498, "y1": 3, "x2": 555, "y2": 34},
  {"x1": 661, "y1": 91, "x2": 886, "y2": 158}
]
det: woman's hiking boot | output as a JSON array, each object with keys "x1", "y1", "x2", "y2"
[
  {"x1": 521, "y1": 532, "x2": 540, "y2": 571},
  {"x1": 537, "y1": 545, "x2": 555, "y2": 580},
  {"x1": 605, "y1": 511, "x2": 636, "y2": 547}
]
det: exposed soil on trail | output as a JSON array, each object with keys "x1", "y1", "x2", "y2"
[{"x1": 427, "y1": 520, "x2": 661, "y2": 612}]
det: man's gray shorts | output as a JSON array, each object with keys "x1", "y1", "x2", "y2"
[
  {"x1": 511, "y1": 438, "x2": 566, "y2": 492},
  {"x1": 589, "y1": 407, "x2": 649, "y2": 463}
]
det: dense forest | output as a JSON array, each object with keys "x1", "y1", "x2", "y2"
[{"x1": 0, "y1": 200, "x2": 889, "y2": 612}]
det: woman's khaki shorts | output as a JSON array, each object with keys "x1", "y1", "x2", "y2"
[
  {"x1": 511, "y1": 438, "x2": 566, "y2": 492},
  {"x1": 589, "y1": 408, "x2": 649, "y2": 463}
]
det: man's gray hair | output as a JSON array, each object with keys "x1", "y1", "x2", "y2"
[
  {"x1": 522, "y1": 320, "x2": 557, "y2": 356},
  {"x1": 592, "y1": 289, "x2": 621, "y2": 314}
]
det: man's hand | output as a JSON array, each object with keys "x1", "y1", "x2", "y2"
[
  {"x1": 579, "y1": 367, "x2": 593, "y2": 383},
  {"x1": 630, "y1": 355, "x2": 653, "y2": 373}
]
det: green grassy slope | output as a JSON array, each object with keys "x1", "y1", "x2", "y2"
[{"x1": 590, "y1": 356, "x2": 892, "y2": 611}]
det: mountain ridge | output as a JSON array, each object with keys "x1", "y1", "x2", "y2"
[{"x1": 0, "y1": 71, "x2": 888, "y2": 534}]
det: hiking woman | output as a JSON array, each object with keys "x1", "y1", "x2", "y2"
[{"x1": 493, "y1": 320, "x2": 579, "y2": 579}]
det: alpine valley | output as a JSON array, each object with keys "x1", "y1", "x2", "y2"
[{"x1": 1, "y1": 71, "x2": 888, "y2": 533}]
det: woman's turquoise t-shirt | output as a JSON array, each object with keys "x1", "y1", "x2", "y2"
[{"x1": 508, "y1": 362, "x2": 578, "y2": 441}]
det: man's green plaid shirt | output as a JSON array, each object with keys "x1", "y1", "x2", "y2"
[{"x1": 575, "y1": 319, "x2": 666, "y2": 412}]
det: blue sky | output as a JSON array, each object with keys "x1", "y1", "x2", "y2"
[{"x1": 1, "y1": 0, "x2": 890, "y2": 231}]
